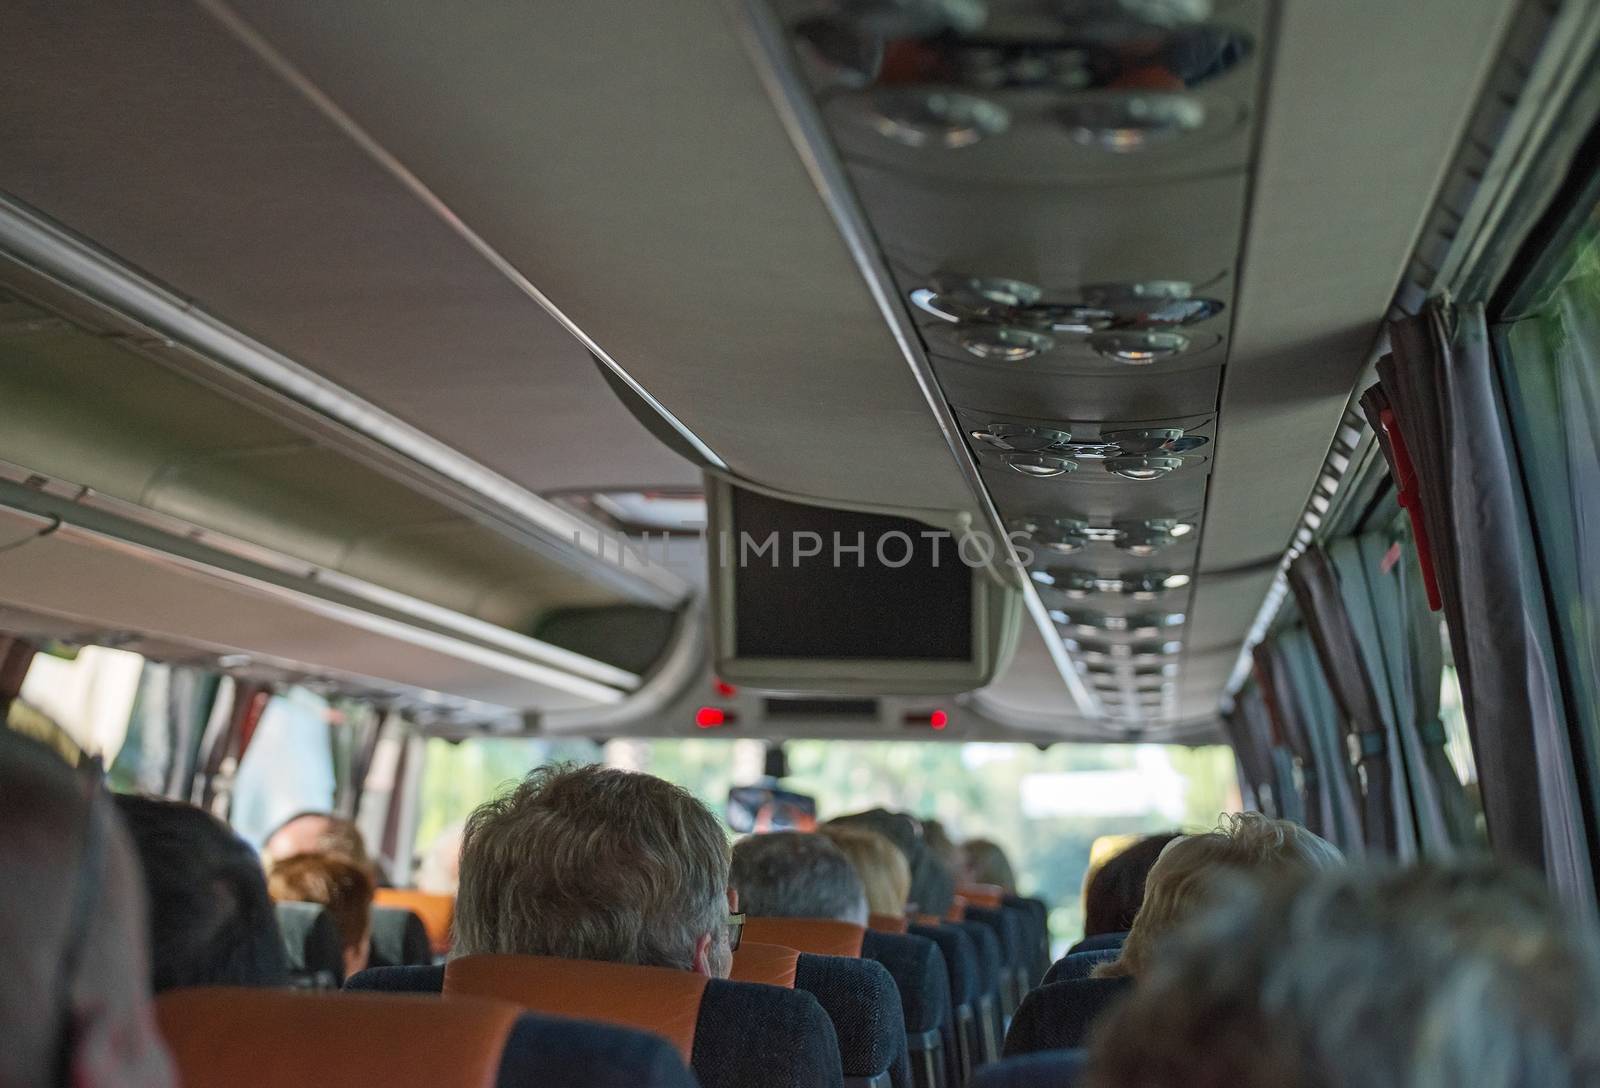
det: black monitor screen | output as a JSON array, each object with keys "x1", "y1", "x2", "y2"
[{"x1": 726, "y1": 486, "x2": 974, "y2": 661}]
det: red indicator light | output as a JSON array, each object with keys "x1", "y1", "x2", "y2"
[
  {"x1": 695, "y1": 707, "x2": 729, "y2": 729},
  {"x1": 713, "y1": 679, "x2": 738, "y2": 698},
  {"x1": 930, "y1": 709, "x2": 949, "y2": 730}
]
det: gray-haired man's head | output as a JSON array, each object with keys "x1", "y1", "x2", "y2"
[{"x1": 730, "y1": 831, "x2": 869, "y2": 926}]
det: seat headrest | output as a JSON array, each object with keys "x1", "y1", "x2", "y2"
[
  {"x1": 274, "y1": 901, "x2": 345, "y2": 986},
  {"x1": 957, "y1": 884, "x2": 1005, "y2": 909},
  {"x1": 945, "y1": 895, "x2": 968, "y2": 922},
  {"x1": 741, "y1": 917, "x2": 866, "y2": 958},
  {"x1": 373, "y1": 889, "x2": 454, "y2": 955},
  {"x1": 729, "y1": 942, "x2": 800, "y2": 988},
  {"x1": 443, "y1": 954, "x2": 708, "y2": 1062},
  {"x1": 868, "y1": 913, "x2": 909, "y2": 934},
  {"x1": 155, "y1": 986, "x2": 519, "y2": 1088}
]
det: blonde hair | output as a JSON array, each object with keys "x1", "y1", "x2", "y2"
[
  {"x1": 962, "y1": 839, "x2": 1018, "y2": 895},
  {"x1": 822, "y1": 824, "x2": 911, "y2": 917},
  {"x1": 1097, "y1": 813, "x2": 1342, "y2": 979}
]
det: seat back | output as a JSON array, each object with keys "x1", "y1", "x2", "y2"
[
  {"x1": 1065, "y1": 931, "x2": 1126, "y2": 956},
  {"x1": 346, "y1": 962, "x2": 446, "y2": 993},
  {"x1": 274, "y1": 901, "x2": 344, "y2": 987},
  {"x1": 1042, "y1": 948, "x2": 1120, "y2": 986},
  {"x1": 956, "y1": 884, "x2": 1005, "y2": 909},
  {"x1": 156, "y1": 986, "x2": 518, "y2": 1088},
  {"x1": 730, "y1": 941, "x2": 801, "y2": 987},
  {"x1": 911, "y1": 922, "x2": 980, "y2": 1084},
  {"x1": 796, "y1": 952, "x2": 912, "y2": 1088},
  {"x1": 1003, "y1": 978, "x2": 1132, "y2": 1057},
  {"x1": 374, "y1": 888, "x2": 455, "y2": 955},
  {"x1": 971, "y1": 1050, "x2": 1088, "y2": 1088},
  {"x1": 965, "y1": 906, "x2": 1024, "y2": 1017},
  {"x1": 742, "y1": 916, "x2": 867, "y2": 957},
  {"x1": 862, "y1": 929, "x2": 952, "y2": 1088},
  {"x1": 444, "y1": 954, "x2": 708, "y2": 1061},
  {"x1": 869, "y1": 913, "x2": 910, "y2": 934},
  {"x1": 954, "y1": 920, "x2": 1005, "y2": 1065},
  {"x1": 371, "y1": 904, "x2": 434, "y2": 967},
  {"x1": 1003, "y1": 896, "x2": 1051, "y2": 989}
]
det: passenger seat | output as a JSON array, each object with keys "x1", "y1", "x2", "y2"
[
  {"x1": 373, "y1": 888, "x2": 455, "y2": 956},
  {"x1": 370, "y1": 904, "x2": 434, "y2": 967},
  {"x1": 971, "y1": 1050, "x2": 1088, "y2": 1088},
  {"x1": 1002, "y1": 978, "x2": 1132, "y2": 1056},
  {"x1": 155, "y1": 986, "x2": 696, "y2": 1088},
  {"x1": 953, "y1": 920, "x2": 1005, "y2": 1064},
  {"x1": 273, "y1": 901, "x2": 344, "y2": 988},
  {"x1": 910, "y1": 921, "x2": 981, "y2": 1084},
  {"x1": 861, "y1": 930, "x2": 954, "y2": 1088},
  {"x1": 1041, "y1": 947, "x2": 1120, "y2": 986}
]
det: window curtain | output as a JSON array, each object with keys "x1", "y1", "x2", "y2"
[
  {"x1": 1254, "y1": 643, "x2": 1323, "y2": 838},
  {"x1": 1366, "y1": 301, "x2": 1593, "y2": 906},
  {"x1": 1223, "y1": 685, "x2": 1280, "y2": 819},
  {"x1": 1287, "y1": 545, "x2": 1399, "y2": 854},
  {"x1": 1278, "y1": 626, "x2": 1365, "y2": 853}
]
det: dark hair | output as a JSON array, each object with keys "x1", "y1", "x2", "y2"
[
  {"x1": 731, "y1": 832, "x2": 867, "y2": 922},
  {"x1": 113, "y1": 794, "x2": 289, "y2": 991},
  {"x1": 268, "y1": 852, "x2": 375, "y2": 956},
  {"x1": 1084, "y1": 832, "x2": 1181, "y2": 937}
]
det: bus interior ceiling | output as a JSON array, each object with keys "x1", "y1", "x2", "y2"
[{"x1": 0, "y1": 0, "x2": 1527, "y2": 744}]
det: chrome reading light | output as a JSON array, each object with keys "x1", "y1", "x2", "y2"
[
  {"x1": 1088, "y1": 329, "x2": 1190, "y2": 364},
  {"x1": 1115, "y1": 518, "x2": 1196, "y2": 555},
  {"x1": 1013, "y1": 516, "x2": 1093, "y2": 554},
  {"x1": 1081, "y1": 282, "x2": 1225, "y2": 327},
  {"x1": 1058, "y1": 0, "x2": 1213, "y2": 29},
  {"x1": 958, "y1": 325, "x2": 1055, "y2": 360},
  {"x1": 867, "y1": 89, "x2": 1011, "y2": 148},
  {"x1": 972, "y1": 424, "x2": 1072, "y2": 452},
  {"x1": 1058, "y1": 92, "x2": 1205, "y2": 151},
  {"x1": 1005, "y1": 452, "x2": 1077, "y2": 477},
  {"x1": 1105, "y1": 454, "x2": 1184, "y2": 480}
]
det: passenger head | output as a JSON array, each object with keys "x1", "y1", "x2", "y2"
[
  {"x1": 1082, "y1": 831, "x2": 1181, "y2": 937},
  {"x1": 114, "y1": 793, "x2": 290, "y2": 991},
  {"x1": 454, "y1": 763, "x2": 733, "y2": 977},
  {"x1": 821, "y1": 824, "x2": 911, "y2": 917},
  {"x1": 1086, "y1": 861, "x2": 1600, "y2": 1088},
  {"x1": 960, "y1": 838, "x2": 1018, "y2": 895},
  {"x1": 268, "y1": 852, "x2": 376, "y2": 978},
  {"x1": 730, "y1": 831, "x2": 869, "y2": 926},
  {"x1": 829, "y1": 808, "x2": 953, "y2": 914},
  {"x1": 1098, "y1": 813, "x2": 1341, "y2": 979},
  {"x1": 0, "y1": 732, "x2": 174, "y2": 1088},
  {"x1": 262, "y1": 810, "x2": 371, "y2": 872}
]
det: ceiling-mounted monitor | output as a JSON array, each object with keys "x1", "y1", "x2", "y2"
[{"x1": 707, "y1": 477, "x2": 1020, "y2": 694}]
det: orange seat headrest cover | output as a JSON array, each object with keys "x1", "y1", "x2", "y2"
[
  {"x1": 373, "y1": 888, "x2": 455, "y2": 955},
  {"x1": 956, "y1": 884, "x2": 1005, "y2": 909},
  {"x1": 729, "y1": 942, "x2": 800, "y2": 988},
  {"x1": 444, "y1": 954, "x2": 708, "y2": 1061},
  {"x1": 741, "y1": 917, "x2": 866, "y2": 958},
  {"x1": 156, "y1": 987, "x2": 518, "y2": 1088},
  {"x1": 868, "y1": 913, "x2": 910, "y2": 934},
  {"x1": 945, "y1": 896, "x2": 968, "y2": 923}
]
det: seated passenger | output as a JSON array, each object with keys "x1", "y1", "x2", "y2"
[
  {"x1": 1095, "y1": 813, "x2": 1341, "y2": 980},
  {"x1": 261, "y1": 809, "x2": 375, "y2": 876},
  {"x1": 115, "y1": 794, "x2": 290, "y2": 990},
  {"x1": 822, "y1": 824, "x2": 912, "y2": 918},
  {"x1": 959, "y1": 838, "x2": 1018, "y2": 895},
  {"x1": 1082, "y1": 831, "x2": 1180, "y2": 940},
  {"x1": 730, "y1": 831, "x2": 869, "y2": 925},
  {"x1": 268, "y1": 851, "x2": 376, "y2": 978},
  {"x1": 453, "y1": 763, "x2": 735, "y2": 977},
  {"x1": 1086, "y1": 861, "x2": 1600, "y2": 1088},
  {"x1": 830, "y1": 808, "x2": 953, "y2": 915},
  {"x1": 1, "y1": 731, "x2": 174, "y2": 1087}
]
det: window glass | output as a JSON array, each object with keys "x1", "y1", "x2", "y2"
[
  {"x1": 1496, "y1": 209, "x2": 1600, "y2": 815},
  {"x1": 230, "y1": 686, "x2": 337, "y2": 848}
]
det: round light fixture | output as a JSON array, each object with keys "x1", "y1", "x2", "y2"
[
  {"x1": 971, "y1": 423, "x2": 1072, "y2": 452},
  {"x1": 1081, "y1": 282, "x2": 1225, "y2": 327},
  {"x1": 1031, "y1": 517, "x2": 1093, "y2": 554},
  {"x1": 867, "y1": 89, "x2": 1011, "y2": 148},
  {"x1": 1088, "y1": 329, "x2": 1190, "y2": 364},
  {"x1": 959, "y1": 325, "x2": 1056, "y2": 361},
  {"x1": 1106, "y1": 454, "x2": 1185, "y2": 480},
  {"x1": 1115, "y1": 518, "x2": 1197, "y2": 556},
  {"x1": 1033, "y1": 302, "x2": 1118, "y2": 334},
  {"x1": 1005, "y1": 452, "x2": 1078, "y2": 477},
  {"x1": 929, "y1": 271, "x2": 1043, "y2": 310},
  {"x1": 1058, "y1": 92, "x2": 1205, "y2": 152},
  {"x1": 1102, "y1": 427, "x2": 1185, "y2": 454}
]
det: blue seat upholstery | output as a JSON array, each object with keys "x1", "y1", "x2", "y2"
[
  {"x1": 1002, "y1": 978, "x2": 1132, "y2": 1056},
  {"x1": 972, "y1": 1050, "x2": 1088, "y2": 1088},
  {"x1": 347, "y1": 963, "x2": 845, "y2": 1088},
  {"x1": 497, "y1": 1011, "x2": 700, "y2": 1088},
  {"x1": 954, "y1": 919, "x2": 1005, "y2": 1064},
  {"x1": 861, "y1": 930, "x2": 953, "y2": 1088},
  {"x1": 1064, "y1": 932, "x2": 1125, "y2": 957},
  {"x1": 1041, "y1": 948, "x2": 1120, "y2": 986},
  {"x1": 966, "y1": 906, "x2": 1026, "y2": 1016},
  {"x1": 370, "y1": 905, "x2": 433, "y2": 968},
  {"x1": 274, "y1": 901, "x2": 344, "y2": 988},
  {"x1": 797, "y1": 952, "x2": 911, "y2": 1088},
  {"x1": 910, "y1": 922, "x2": 980, "y2": 1084},
  {"x1": 1003, "y1": 896, "x2": 1051, "y2": 991}
]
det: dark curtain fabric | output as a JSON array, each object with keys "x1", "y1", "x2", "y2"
[
  {"x1": 1254, "y1": 643, "x2": 1322, "y2": 837},
  {"x1": 1221, "y1": 690, "x2": 1278, "y2": 818},
  {"x1": 1287, "y1": 545, "x2": 1398, "y2": 855},
  {"x1": 1369, "y1": 302, "x2": 1593, "y2": 906},
  {"x1": 1278, "y1": 626, "x2": 1364, "y2": 853}
]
